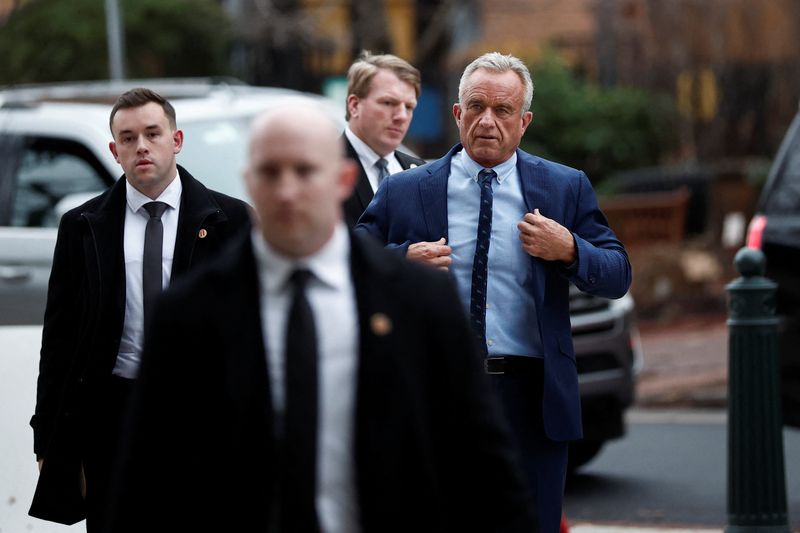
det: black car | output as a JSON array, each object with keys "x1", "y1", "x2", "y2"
[{"x1": 746, "y1": 110, "x2": 800, "y2": 428}]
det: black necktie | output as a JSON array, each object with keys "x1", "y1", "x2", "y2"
[
  {"x1": 281, "y1": 269, "x2": 320, "y2": 532},
  {"x1": 142, "y1": 201, "x2": 168, "y2": 324},
  {"x1": 375, "y1": 157, "x2": 390, "y2": 185},
  {"x1": 470, "y1": 169, "x2": 496, "y2": 355}
]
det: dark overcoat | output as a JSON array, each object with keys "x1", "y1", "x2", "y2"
[
  {"x1": 29, "y1": 166, "x2": 251, "y2": 524},
  {"x1": 108, "y1": 231, "x2": 535, "y2": 533}
]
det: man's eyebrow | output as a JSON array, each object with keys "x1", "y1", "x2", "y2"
[{"x1": 117, "y1": 124, "x2": 162, "y2": 135}]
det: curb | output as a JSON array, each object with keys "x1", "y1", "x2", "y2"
[{"x1": 571, "y1": 525, "x2": 720, "y2": 532}]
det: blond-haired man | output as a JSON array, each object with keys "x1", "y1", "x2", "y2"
[{"x1": 343, "y1": 51, "x2": 425, "y2": 227}]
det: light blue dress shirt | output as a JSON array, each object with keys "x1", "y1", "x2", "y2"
[{"x1": 447, "y1": 149, "x2": 543, "y2": 358}]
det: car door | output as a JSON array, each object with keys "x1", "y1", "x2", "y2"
[{"x1": 0, "y1": 134, "x2": 113, "y2": 325}]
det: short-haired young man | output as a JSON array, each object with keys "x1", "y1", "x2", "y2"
[{"x1": 29, "y1": 88, "x2": 251, "y2": 531}]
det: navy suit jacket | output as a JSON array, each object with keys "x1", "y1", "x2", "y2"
[{"x1": 356, "y1": 144, "x2": 632, "y2": 441}]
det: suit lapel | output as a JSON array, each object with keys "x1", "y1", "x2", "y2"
[
  {"x1": 220, "y1": 234, "x2": 274, "y2": 423},
  {"x1": 172, "y1": 167, "x2": 223, "y2": 276},
  {"x1": 516, "y1": 149, "x2": 549, "y2": 311},
  {"x1": 419, "y1": 145, "x2": 463, "y2": 241},
  {"x1": 395, "y1": 150, "x2": 422, "y2": 170},
  {"x1": 344, "y1": 137, "x2": 374, "y2": 214},
  {"x1": 517, "y1": 149, "x2": 551, "y2": 216},
  {"x1": 82, "y1": 177, "x2": 127, "y2": 334},
  {"x1": 349, "y1": 232, "x2": 402, "y2": 518}
]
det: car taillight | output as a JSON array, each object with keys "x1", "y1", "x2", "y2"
[{"x1": 746, "y1": 214, "x2": 767, "y2": 250}]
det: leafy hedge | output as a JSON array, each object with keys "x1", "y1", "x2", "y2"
[{"x1": 522, "y1": 54, "x2": 677, "y2": 183}]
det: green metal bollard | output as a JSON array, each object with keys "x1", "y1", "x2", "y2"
[{"x1": 726, "y1": 247, "x2": 790, "y2": 533}]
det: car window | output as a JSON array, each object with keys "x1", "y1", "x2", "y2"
[
  {"x1": 7, "y1": 137, "x2": 112, "y2": 228},
  {"x1": 0, "y1": 134, "x2": 26, "y2": 226},
  {"x1": 179, "y1": 118, "x2": 250, "y2": 201},
  {"x1": 765, "y1": 129, "x2": 800, "y2": 215}
]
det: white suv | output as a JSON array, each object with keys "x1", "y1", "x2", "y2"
[{"x1": 0, "y1": 79, "x2": 341, "y2": 324}]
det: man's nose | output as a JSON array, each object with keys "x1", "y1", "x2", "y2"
[
  {"x1": 275, "y1": 175, "x2": 300, "y2": 200},
  {"x1": 393, "y1": 104, "x2": 409, "y2": 121},
  {"x1": 477, "y1": 109, "x2": 494, "y2": 126},
  {"x1": 136, "y1": 135, "x2": 148, "y2": 153}
]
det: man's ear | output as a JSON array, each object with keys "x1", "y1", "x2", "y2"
[
  {"x1": 521, "y1": 111, "x2": 533, "y2": 134},
  {"x1": 452, "y1": 102, "x2": 464, "y2": 128},
  {"x1": 346, "y1": 94, "x2": 360, "y2": 119},
  {"x1": 109, "y1": 141, "x2": 119, "y2": 163},
  {"x1": 172, "y1": 129, "x2": 184, "y2": 154}
]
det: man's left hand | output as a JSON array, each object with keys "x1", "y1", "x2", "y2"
[{"x1": 517, "y1": 209, "x2": 576, "y2": 263}]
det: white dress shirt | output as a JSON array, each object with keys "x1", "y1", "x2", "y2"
[
  {"x1": 113, "y1": 174, "x2": 182, "y2": 379},
  {"x1": 251, "y1": 223, "x2": 361, "y2": 533},
  {"x1": 344, "y1": 125, "x2": 404, "y2": 192}
]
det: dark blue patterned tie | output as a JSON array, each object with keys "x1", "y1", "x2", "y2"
[
  {"x1": 375, "y1": 157, "x2": 390, "y2": 185},
  {"x1": 470, "y1": 168, "x2": 496, "y2": 355}
]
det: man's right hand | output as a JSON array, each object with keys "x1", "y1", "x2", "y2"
[{"x1": 407, "y1": 238, "x2": 453, "y2": 270}]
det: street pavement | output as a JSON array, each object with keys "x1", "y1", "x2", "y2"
[
  {"x1": 572, "y1": 313, "x2": 798, "y2": 533},
  {"x1": 566, "y1": 409, "x2": 800, "y2": 532}
]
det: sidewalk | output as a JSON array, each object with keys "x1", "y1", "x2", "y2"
[
  {"x1": 635, "y1": 313, "x2": 728, "y2": 409},
  {"x1": 574, "y1": 314, "x2": 800, "y2": 533},
  {"x1": 572, "y1": 526, "x2": 719, "y2": 533}
]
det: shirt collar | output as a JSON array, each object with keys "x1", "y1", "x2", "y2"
[
  {"x1": 125, "y1": 171, "x2": 182, "y2": 214},
  {"x1": 459, "y1": 149, "x2": 517, "y2": 184},
  {"x1": 251, "y1": 222, "x2": 351, "y2": 293},
  {"x1": 345, "y1": 125, "x2": 393, "y2": 167}
]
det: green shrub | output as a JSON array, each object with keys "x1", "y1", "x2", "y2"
[{"x1": 523, "y1": 53, "x2": 677, "y2": 183}]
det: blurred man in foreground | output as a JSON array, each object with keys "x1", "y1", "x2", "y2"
[{"x1": 108, "y1": 101, "x2": 535, "y2": 532}]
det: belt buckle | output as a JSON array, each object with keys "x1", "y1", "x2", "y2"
[{"x1": 485, "y1": 357, "x2": 506, "y2": 375}]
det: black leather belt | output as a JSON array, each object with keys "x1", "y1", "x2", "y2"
[{"x1": 485, "y1": 356, "x2": 543, "y2": 375}]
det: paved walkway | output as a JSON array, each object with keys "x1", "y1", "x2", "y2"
[
  {"x1": 572, "y1": 526, "x2": 719, "y2": 532},
  {"x1": 635, "y1": 314, "x2": 728, "y2": 409}
]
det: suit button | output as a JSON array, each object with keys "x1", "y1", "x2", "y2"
[{"x1": 589, "y1": 275, "x2": 596, "y2": 284}]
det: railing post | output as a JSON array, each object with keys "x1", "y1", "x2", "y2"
[{"x1": 726, "y1": 247, "x2": 790, "y2": 532}]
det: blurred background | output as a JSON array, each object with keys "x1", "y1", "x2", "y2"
[
  {"x1": 2, "y1": 1, "x2": 800, "y2": 530},
  {"x1": 3, "y1": 0, "x2": 798, "y2": 318}
]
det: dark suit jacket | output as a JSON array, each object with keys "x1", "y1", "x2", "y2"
[
  {"x1": 29, "y1": 166, "x2": 251, "y2": 524},
  {"x1": 356, "y1": 145, "x2": 632, "y2": 442},
  {"x1": 107, "y1": 231, "x2": 535, "y2": 533},
  {"x1": 343, "y1": 135, "x2": 425, "y2": 228}
]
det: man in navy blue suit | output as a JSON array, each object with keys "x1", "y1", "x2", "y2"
[{"x1": 357, "y1": 52, "x2": 632, "y2": 533}]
